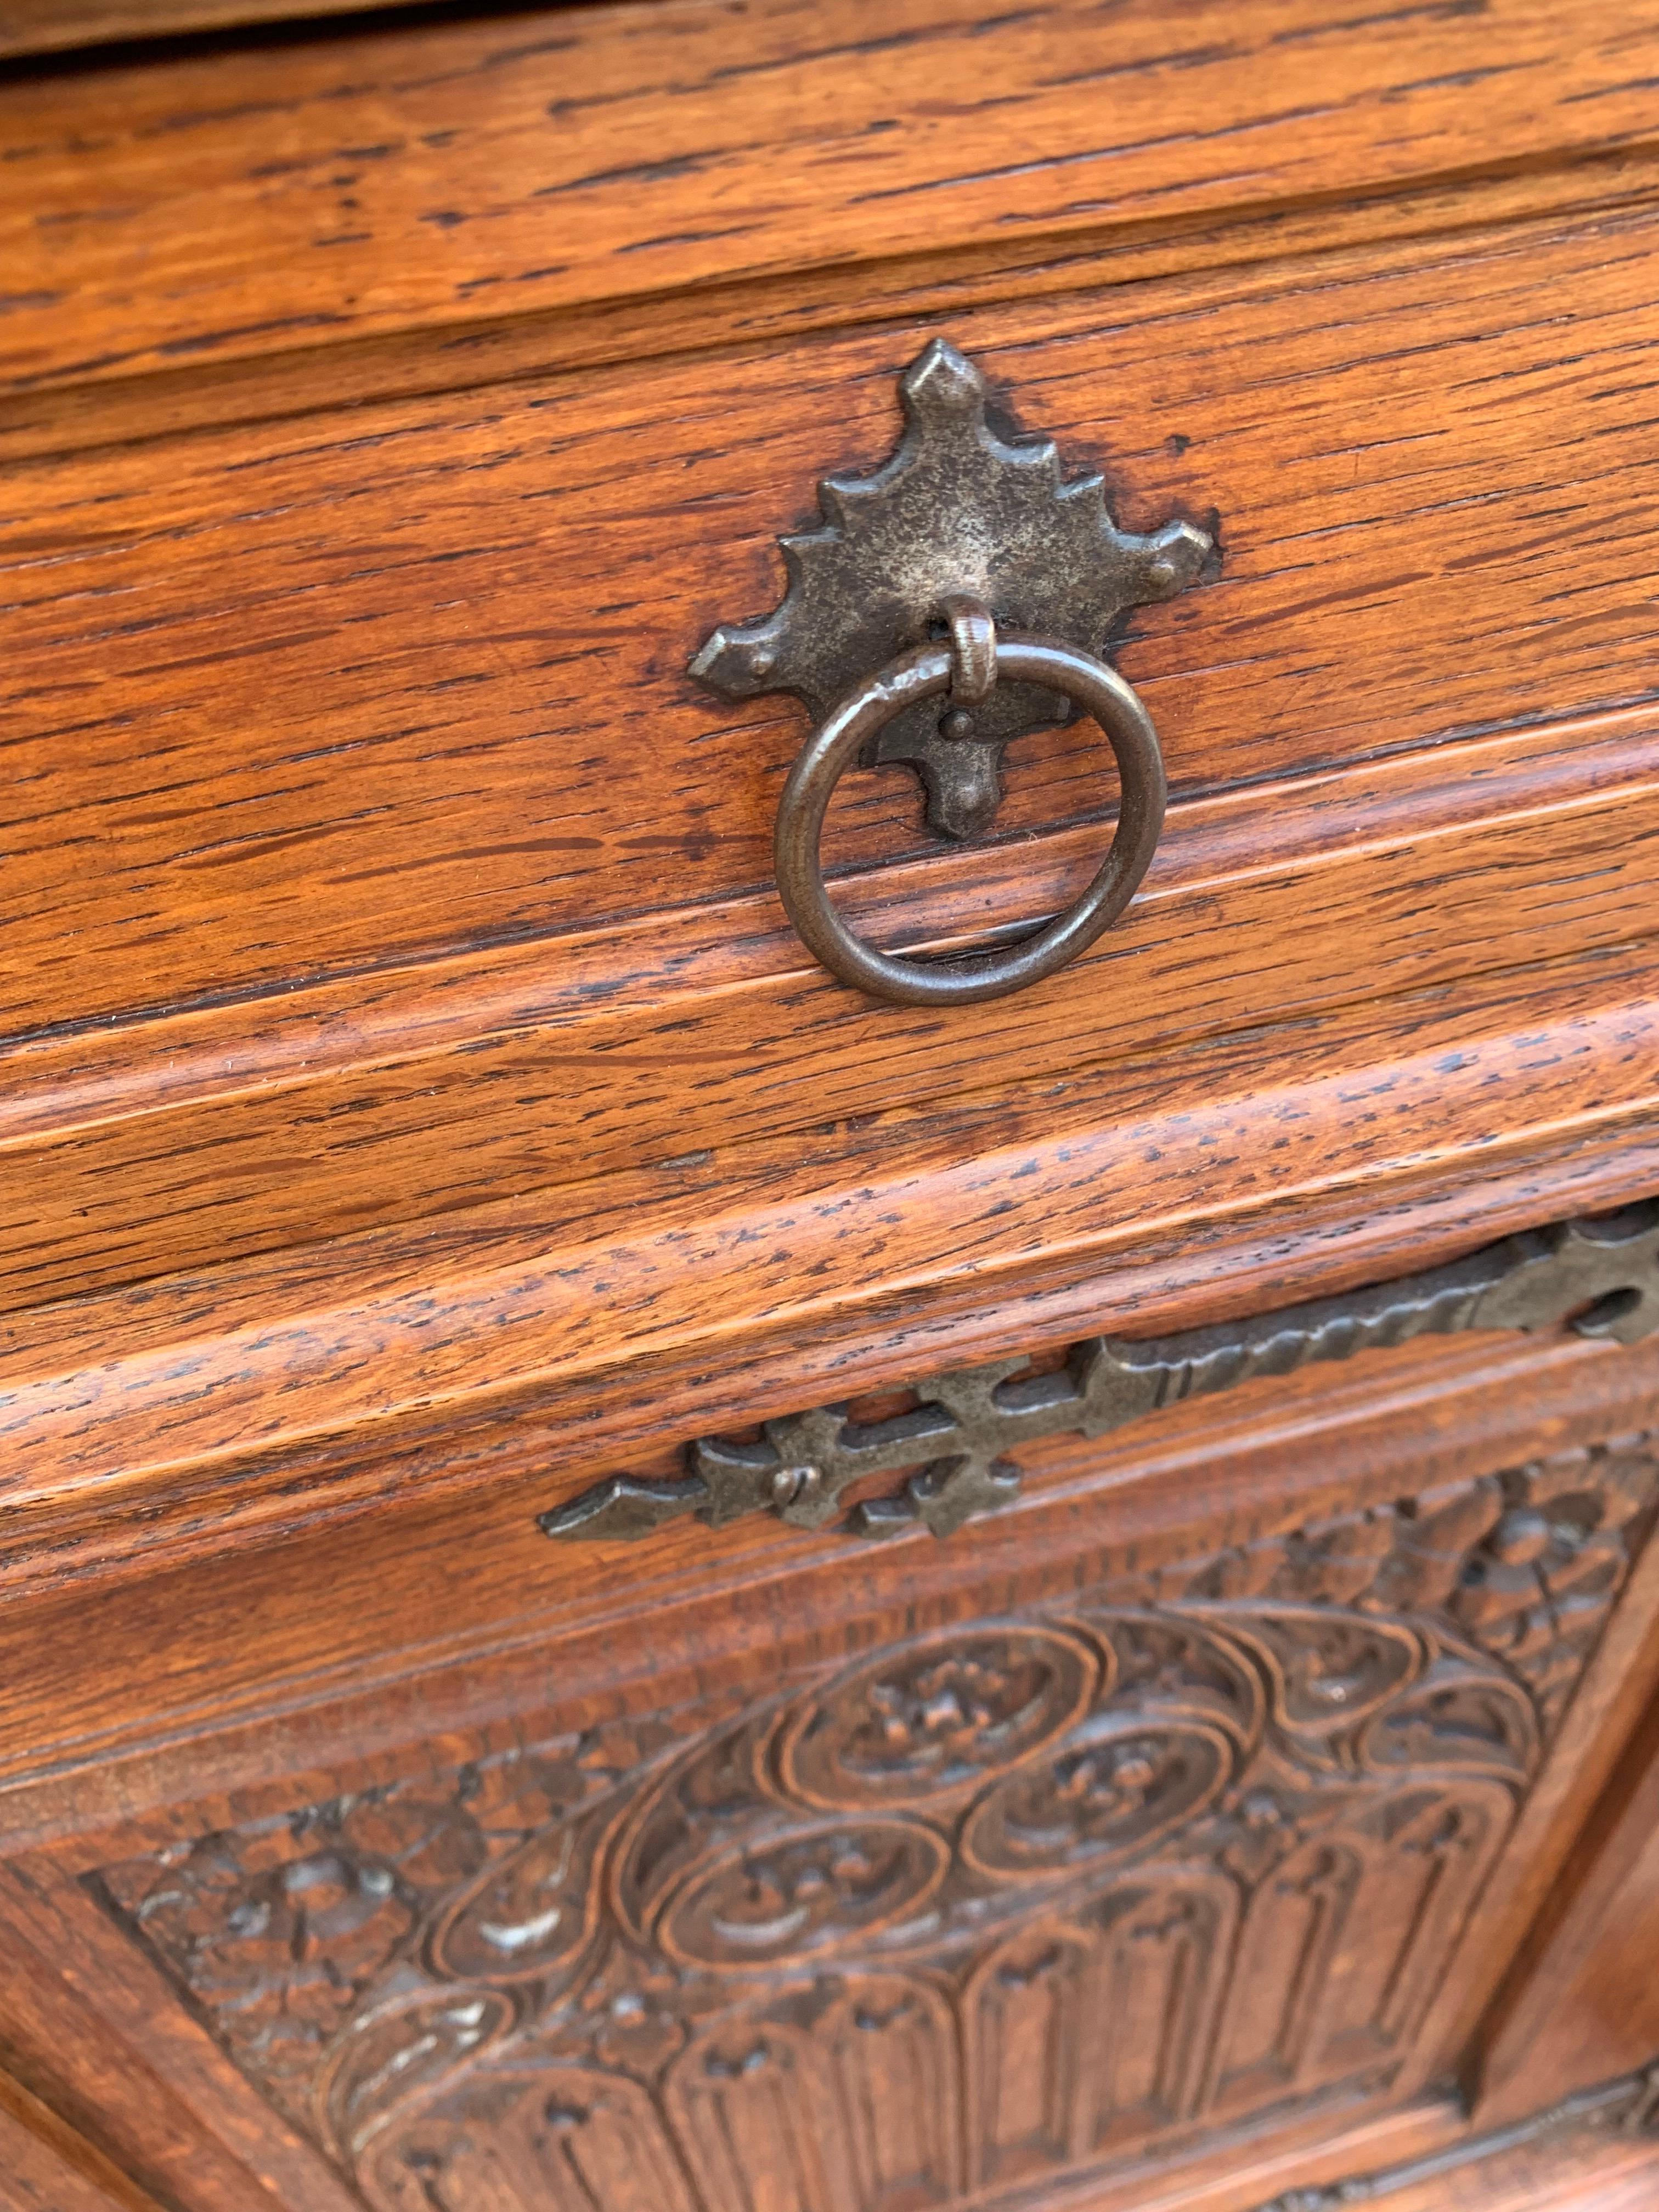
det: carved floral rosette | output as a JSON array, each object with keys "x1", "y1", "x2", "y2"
[{"x1": 93, "y1": 1437, "x2": 1659, "y2": 2212}]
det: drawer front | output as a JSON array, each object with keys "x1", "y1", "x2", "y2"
[
  {"x1": 7, "y1": 210, "x2": 1658, "y2": 1037},
  {"x1": 2, "y1": 198, "x2": 1656, "y2": 1366},
  {"x1": 6, "y1": 1309, "x2": 1659, "y2": 2212}
]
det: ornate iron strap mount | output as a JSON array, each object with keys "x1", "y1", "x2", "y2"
[
  {"x1": 543, "y1": 1202, "x2": 1659, "y2": 1548},
  {"x1": 690, "y1": 339, "x2": 1216, "y2": 1006}
]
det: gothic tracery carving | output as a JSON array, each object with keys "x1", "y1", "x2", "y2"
[{"x1": 93, "y1": 1435, "x2": 1659, "y2": 2212}]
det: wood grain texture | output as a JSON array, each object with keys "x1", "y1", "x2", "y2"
[
  {"x1": 1352, "y1": 2136, "x2": 1659, "y2": 2212},
  {"x1": 8, "y1": 146, "x2": 1659, "y2": 471},
  {"x1": 1229, "y1": 2096, "x2": 1659, "y2": 2212},
  {"x1": 0, "y1": 1871, "x2": 332, "y2": 2212},
  {"x1": 5, "y1": 0, "x2": 1659, "y2": 396},
  {"x1": 1, "y1": 936, "x2": 1656, "y2": 1588},
  {"x1": 5, "y1": 208, "x2": 1658, "y2": 1047},
  {"x1": 3, "y1": 1323, "x2": 1652, "y2": 1842},
  {"x1": 0, "y1": 2074, "x2": 158, "y2": 2212},
  {"x1": 1104, "y1": 2102, "x2": 1465, "y2": 2212},
  {"x1": 4, "y1": 1, "x2": 1659, "y2": 2202},
  {"x1": 1410, "y1": 1473, "x2": 1659, "y2": 2094},
  {"x1": 4, "y1": 1331, "x2": 1659, "y2": 2210},
  {"x1": 3, "y1": 1346, "x2": 1652, "y2": 2209},
  {"x1": 0, "y1": 712, "x2": 1651, "y2": 1313},
  {"x1": 1474, "y1": 1681, "x2": 1659, "y2": 2123},
  {"x1": 0, "y1": 0, "x2": 417, "y2": 60},
  {"x1": 0, "y1": 1861, "x2": 361, "y2": 2212},
  {"x1": 1162, "y1": 2109, "x2": 1659, "y2": 2212}
]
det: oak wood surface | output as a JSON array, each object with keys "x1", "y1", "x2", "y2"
[
  {"x1": 4, "y1": 4, "x2": 1659, "y2": 2202},
  {"x1": 6, "y1": 1334, "x2": 1654, "y2": 2212},
  {"x1": 0, "y1": 2072, "x2": 160, "y2": 2212},
  {"x1": 1415, "y1": 1480, "x2": 1659, "y2": 2096},
  {"x1": 0, "y1": 712, "x2": 1652, "y2": 1314},
  {"x1": 0, "y1": 1863, "x2": 360, "y2": 2212},
  {"x1": 1474, "y1": 1679, "x2": 1659, "y2": 2124},
  {"x1": 1108, "y1": 2101, "x2": 1659, "y2": 2212},
  {"x1": 1224, "y1": 2123, "x2": 1659, "y2": 2212},
  {"x1": 5, "y1": 0, "x2": 1659, "y2": 396},
  {"x1": 2, "y1": 940, "x2": 1656, "y2": 1588},
  {"x1": 0, "y1": 0, "x2": 420, "y2": 59},
  {"x1": 1107, "y1": 2102, "x2": 1467, "y2": 2212},
  {"x1": 5, "y1": 210, "x2": 1658, "y2": 1048},
  {"x1": 8, "y1": 146, "x2": 1659, "y2": 471},
  {"x1": 2, "y1": 1324, "x2": 1651, "y2": 1842},
  {"x1": 2, "y1": 1319, "x2": 1656, "y2": 2208},
  {"x1": 1363, "y1": 2139, "x2": 1659, "y2": 2212}
]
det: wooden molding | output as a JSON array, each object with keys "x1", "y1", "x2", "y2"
[
  {"x1": 5, "y1": 149, "x2": 1659, "y2": 469},
  {"x1": 4, "y1": 1, "x2": 1659, "y2": 397},
  {"x1": 0, "y1": 704, "x2": 1651, "y2": 1305},
  {"x1": 0, "y1": 2070, "x2": 164, "y2": 2212},
  {"x1": 0, "y1": 0, "x2": 421, "y2": 61},
  {"x1": 0, "y1": 945, "x2": 1655, "y2": 1585}
]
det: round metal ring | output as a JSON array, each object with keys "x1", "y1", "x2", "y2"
[{"x1": 774, "y1": 633, "x2": 1167, "y2": 1006}]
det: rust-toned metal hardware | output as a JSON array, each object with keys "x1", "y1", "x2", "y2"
[
  {"x1": 542, "y1": 1200, "x2": 1659, "y2": 1546},
  {"x1": 690, "y1": 337, "x2": 1215, "y2": 1006}
]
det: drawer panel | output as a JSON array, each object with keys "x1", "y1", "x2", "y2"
[
  {"x1": 5, "y1": 208, "x2": 1658, "y2": 1042},
  {"x1": 5, "y1": 1317, "x2": 1659, "y2": 2212}
]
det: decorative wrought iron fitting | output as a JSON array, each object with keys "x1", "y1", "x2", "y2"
[
  {"x1": 541, "y1": 1201, "x2": 1659, "y2": 1549},
  {"x1": 690, "y1": 338, "x2": 1216, "y2": 1005}
]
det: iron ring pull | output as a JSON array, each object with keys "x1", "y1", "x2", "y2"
[{"x1": 772, "y1": 602, "x2": 1167, "y2": 1008}]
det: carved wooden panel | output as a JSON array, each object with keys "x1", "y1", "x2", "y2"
[{"x1": 89, "y1": 1435, "x2": 1659, "y2": 2211}]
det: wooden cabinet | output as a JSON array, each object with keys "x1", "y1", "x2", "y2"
[
  {"x1": 2, "y1": 2, "x2": 1658, "y2": 2207},
  {"x1": 6, "y1": 1317, "x2": 1659, "y2": 2209}
]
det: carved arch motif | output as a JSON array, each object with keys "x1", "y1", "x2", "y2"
[
  {"x1": 361, "y1": 2061, "x2": 697, "y2": 2212},
  {"x1": 963, "y1": 1867, "x2": 1240, "y2": 2190},
  {"x1": 92, "y1": 1437, "x2": 1659, "y2": 2212}
]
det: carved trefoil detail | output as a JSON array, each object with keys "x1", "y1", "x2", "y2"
[{"x1": 92, "y1": 1435, "x2": 1659, "y2": 2212}]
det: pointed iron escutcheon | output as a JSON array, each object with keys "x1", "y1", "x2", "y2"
[{"x1": 689, "y1": 338, "x2": 1214, "y2": 842}]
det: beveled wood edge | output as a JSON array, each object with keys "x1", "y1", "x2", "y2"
[
  {"x1": 5, "y1": 145, "x2": 1659, "y2": 467},
  {"x1": 1233, "y1": 2075, "x2": 1659, "y2": 2212},
  {"x1": 992, "y1": 2094, "x2": 1467, "y2": 2212},
  {"x1": 5, "y1": 0, "x2": 1659, "y2": 411},
  {"x1": 7, "y1": 941, "x2": 1657, "y2": 1464},
  {"x1": 0, "y1": 1857, "x2": 360, "y2": 2212},
  {"x1": 1469, "y1": 1667, "x2": 1659, "y2": 2122},
  {"x1": 1, "y1": 980, "x2": 1655, "y2": 1591},
  {"x1": 4, "y1": 707, "x2": 1654, "y2": 1318},
  {"x1": 0, "y1": 2068, "x2": 167, "y2": 2212},
  {"x1": 1044, "y1": 2073, "x2": 1659, "y2": 2210},
  {"x1": 1412, "y1": 1488, "x2": 1659, "y2": 2100},
  {"x1": 4, "y1": 707, "x2": 1649, "y2": 1140}
]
